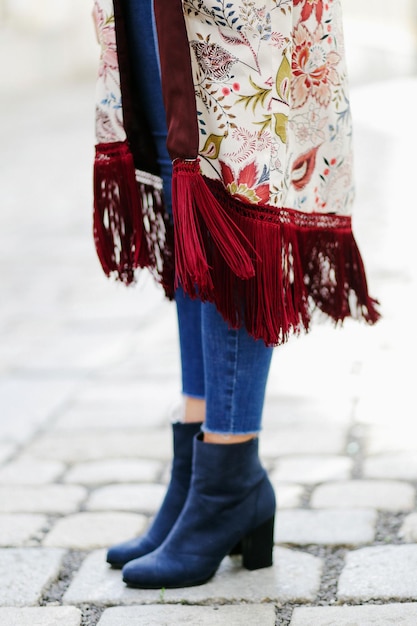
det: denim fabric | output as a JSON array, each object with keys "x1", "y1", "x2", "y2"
[
  {"x1": 126, "y1": 0, "x2": 273, "y2": 434},
  {"x1": 124, "y1": 0, "x2": 172, "y2": 211},
  {"x1": 201, "y1": 301, "x2": 273, "y2": 434},
  {"x1": 175, "y1": 288, "x2": 205, "y2": 400}
]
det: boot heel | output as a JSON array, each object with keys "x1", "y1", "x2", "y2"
[
  {"x1": 229, "y1": 540, "x2": 242, "y2": 556},
  {"x1": 242, "y1": 516, "x2": 275, "y2": 570}
]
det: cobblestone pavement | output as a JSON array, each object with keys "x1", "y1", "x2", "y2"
[{"x1": 1, "y1": 54, "x2": 417, "y2": 626}]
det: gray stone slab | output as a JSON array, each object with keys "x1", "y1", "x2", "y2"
[
  {"x1": 275, "y1": 483, "x2": 304, "y2": 509},
  {"x1": 0, "y1": 485, "x2": 86, "y2": 514},
  {"x1": 263, "y1": 395, "x2": 352, "y2": 426},
  {"x1": 25, "y1": 430, "x2": 171, "y2": 463},
  {"x1": 366, "y1": 425, "x2": 417, "y2": 455},
  {"x1": 0, "y1": 443, "x2": 15, "y2": 464},
  {"x1": 54, "y1": 407, "x2": 167, "y2": 431},
  {"x1": 73, "y1": 381, "x2": 177, "y2": 421},
  {"x1": 363, "y1": 453, "x2": 417, "y2": 480},
  {"x1": 290, "y1": 603, "x2": 417, "y2": 625},
  {"x1": 63, "y1": 459, "x2": 162, "y2": 486},
  {"x1": 275, "y1": 509, "x2": 376, "y2": 546},
  {"x1": 43, "y1": 512, "x2": 147, "y2": 549},
  {"x1": 0, "y1": 514, "x2": 47, "y2": 547},
  {"x1": 260, "y1": 424, "x2": 348, "y2": 457},
  {"x1": 311, "y1": 480, "x2": 415, "y2": 511},
  {"x1": 271, "y1": 456, "x2": 353, "y2": 484},
  {"x1": 0, "y1": 548, "x2": 65, "y2": 606},
  {"x1": 63, "y1": 547, "x2": 322, "y2": 605},
  {"x1": 399, "y1": 513, "x2": 417, "y2": 541},
  {"x1": 0, "y1": 459, "x2": 65, "y2": 485},
  {"x1": 86, "y1": 484, "x2": 166, "y2": 514},
  {"x1": 98, "y1": 604, "x2": 276, "y2": 626},
  {"x1": 0, "y1": 378, "x2": 77, "y2": 445},
  {"x1": 0, "y1": 607, "x2": 81, "y2": 626},
  {"x1": 338, "y1": 545, "x2": 417, "y2": 601}
]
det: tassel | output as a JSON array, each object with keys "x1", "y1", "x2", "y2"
[
  {"x1": 172, "y1": 159, "x2": 255, "y2": 298},
  {"x1": 191, "y1": 178, "x2": 380, "y2": 346},
  {"x1": 93, "y1": 141, "x2": 150, "y2": 285}
]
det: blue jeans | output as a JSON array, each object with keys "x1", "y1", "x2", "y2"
[{"x1": 126, "y1": 0, "x2": 274, "y2": 434}]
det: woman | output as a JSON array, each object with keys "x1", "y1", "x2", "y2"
[{"x1": 92, "y1": 0, "x2": 379, "y2": 589}]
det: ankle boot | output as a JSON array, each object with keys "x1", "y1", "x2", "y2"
[
  {"x1": 106, "y1": 421, "x2": 202, "y2": 568},
  {"x1": 122, "y1": 434, "x2": 276, "y2": 588}
]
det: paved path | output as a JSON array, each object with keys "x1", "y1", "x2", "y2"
[{"x1": 1, "y1": 63, "x2": 417, "y2": 625}]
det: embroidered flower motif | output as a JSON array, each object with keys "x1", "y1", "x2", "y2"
[
  {"x1": 291, "y1": 23, "x2": 341, "y2": 108},
  {"x1": 294, "y1": 0, "x2": 324, "y2": 24},
  {"x1": 191, "y1": 41, "x2": 238, "y2": 81},
  {"x1": 93, "y1": 2, "x2": 118, "y2": 78},
  {"x1": 220, "y1": 160, "x2": 269, "y2": 204},
  {"x1": 291, "y1": 145, "x2": 320, "y2": 190}
]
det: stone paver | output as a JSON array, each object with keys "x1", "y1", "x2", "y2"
[
  {"x1": 43, "y1": 512, "x2": 147, "y2": 549},
  {"x1": 0, "y1": 485, "x2": 87, "y2": 514},
  {"x1": 290, "y1": 603, "x2": 417, "y2": 625},
  {"x1": 0, "y1": 607, "x2": 82, "y2": 626},
  {"x1": 0, "y1": 443, "x2": 15, "y2": 464},
  {"x1": 86, "y1": 484, "x2": 166, "y2": 514},
  {"x1": 0, "y1": 458, "x2": 65, "y2": 485},
  {"x1": 275, "y1": 483, "x2": 305, "y2": 509},
  {"x1": 0, "y1": 378, "x2": 78, "y2": 445},
  {"x1": 260, "y1": 424, "x2": 348, "y2": 457},
  {"x1": 311, "y1": 480, "x2": 415, "y2": 511},
  {"x1": 366, "y1": 425, "x2": 417, "y2": 455},
  {"x1": 63, "y1": 459, "x2": 162, "y2": 485},
  {"x1": 25, "y1": 431, "x2": 172, "y2": 463},
  {"x1": 0, "y1": 514, "x2": 47, "y2": 547},
  {"x1": 363, "y1": 453, "x2": 417, "y2": 480},
  {"x1": 263, "y1": 395, "x2": 353, "y2": 426},
  {"x1": 97, "y1": 605, "x2": 276, "y2": 626},
  {"x1": 53, "y1": 407, "x2": 165, "y2": 432},
  {"x1": 399, "y1": 513, "x2": 417, "y2": 542},
  {"x1": 63, "y1": 547, "x2": 322, "y2": 605},
  {"x1": 275, "y1": 509, "x2": 376, "y2": 546},
  {"x1": 271, "y1": 456, "x2": 353, "y2": 484},
  {"x1": 0, "y1": 548, "x2": 65, "y2": 607},
  {"x1": 338, "y1": 545, "x2": 417, "y2": 601}
]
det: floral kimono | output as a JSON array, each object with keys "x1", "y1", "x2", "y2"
[{"x1": 93, "y1": 0, "x2": 379, "y2": 346}]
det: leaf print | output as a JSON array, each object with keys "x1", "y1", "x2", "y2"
[
  {"x1": 291, "y1": 145, "x2": 320, "y2": 190},
  {"x1": 274, "y1": 113, "x2": 288, "y2": 144},
  {"x1": 276, "y1": 52, "x2": 291, "y2": 103},
  {"x1": 191, "y1": 40, "x2": 238, "y2": 81},
  {"x1": 218, "y1": 30, "x2": 246, "y2": 47},
  {"x1": 201, "y1": 133, "x2": 225, "y2": 159},
  {"x1": 236, "y1": 76, "x2": 271, "y2": 112}
]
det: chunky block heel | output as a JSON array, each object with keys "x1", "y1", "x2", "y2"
[
  {"x1": 229, "y1": 540, "x2": 242, "y2": 556},
  {"x1": 242, "y1": 515, "x2": 275, "y2": 570}
]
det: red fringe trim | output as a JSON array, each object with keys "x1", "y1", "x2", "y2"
[
  {"x1": 172, "y1": 160, "x2": 380, "y2": 346},
  {"x1": 172, "y1": 159, "x2": 255, "y2": 298},
  {"x1": 93, "y1": 141, "x2": 174, "y2": 297}
]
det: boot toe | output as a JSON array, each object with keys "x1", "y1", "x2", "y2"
[
  {"x1": 122, "y1": 549, "x2": 217, "y2": 589},
  {"x1": 106, "y1": 535, "x2": 157, "y2": 568}
]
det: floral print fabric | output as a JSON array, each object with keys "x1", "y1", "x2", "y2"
[
  {"x1": 183, "y1": 0, "x2": 354, "y2": 215},
  {"x1": 93, "y1": 0, "x2": 126, "y2": 144}
]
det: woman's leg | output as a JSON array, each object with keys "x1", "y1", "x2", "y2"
[
  {"x1": 201, "y1": 300, "x2": 273, "y2": 441},
  {"x1": 175, "y1": 287, "x2": 206, "y2": 423},
  {"x1": 122, "y1": 307, "x2": 276, "y2": 588}
]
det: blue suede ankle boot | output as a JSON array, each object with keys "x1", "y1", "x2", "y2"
[
  {"x1": 106, "y1": 421, "x2": 202, "y2": 568},
  {"x1": 122, "y1": 433, "x2": 276, "y2": 588}
]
